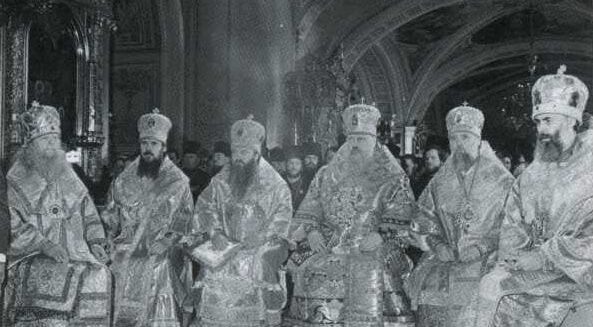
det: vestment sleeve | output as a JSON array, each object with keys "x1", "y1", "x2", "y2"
[
  {"x1": 194, "y1": 180, "x2": 223, "y2": 237},
  {"x1": 265, "y1": 183, "x2": 293, "y2": 240},
  {"x1": 7, "y1": 182, "x2": 48, "y2": 257}
]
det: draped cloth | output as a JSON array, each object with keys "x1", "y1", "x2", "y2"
[
  {"x1": 468, "y1": 135, "x2": 593, "y2": 327},
  {"x1": 103, "y1": 157, "x2": 194, "y2": 327},
  {"x1": 3, "y1": 157, "x2": 112, "y2": 327},
  {"x1": 405, "y1": 142, "x2": 514, "y2": 327},
  {"x1": 284, "y1": 145, "x2": 416, "y2": 327},
  {"x1": 191, "y1": 158, "x2": 293, "y2": 327}
]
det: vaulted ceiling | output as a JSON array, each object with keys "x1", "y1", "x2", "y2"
[{"x1": 293, "y1": 0, "x2": 593, "y2": 134}]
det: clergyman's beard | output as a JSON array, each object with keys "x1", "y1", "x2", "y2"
[
  {"x1": 454, "y1": 151, "x2": 476, "y2": 172},
  {"x1": 22, "y1": 146, "x2": 69, "y2": 182},
  {"x1": 536, "y1": 132, "x2": 563, "y2": 162},
  {"x1": 287, "y1": 170, "x2": 301, "y2": 179},
  {"x1": 348, "y1": 147, "x2": 367, "y2": 171},
  {"x1": 137, "y1": 153, "x2": 164, "y2": 180},
  {"x1": 229, "y1": 158, "x2": 258, "y2": 200}
]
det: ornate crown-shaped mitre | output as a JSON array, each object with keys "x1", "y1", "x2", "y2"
[
  {"x1": 532, "y1": 65, "x2": 589, "y2": 123},
  {"x1": 19, "y1": 101, "x2": 61, "y2": 144},
  {"x1": 342, "y1": 103, "x2": 381, "y2": 136},
  {"x1": 446, "y1": 102, "x2": 484, "y2": 137},
  {"x1": 137, "y1": 108, "x2": 172, "y2": 143},
  {"x1": 231, "y1": 115, "x2": 266, "y2": 152}
]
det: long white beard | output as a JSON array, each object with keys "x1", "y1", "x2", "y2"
[{"x1": 23, "y1": 147, "x2": 69, "y2": 182}]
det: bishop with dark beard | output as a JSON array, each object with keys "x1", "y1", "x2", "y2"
[
  {"x1": 3, "y1": 102, "x2": 111, "y2": 327},
  {"x1": 103, "y1": 109, "x2": 195, "y2": 327},
  {"x1": 472, "y1": 66, "x2": 593, "y2": 327},
  {"x1": 190, "y1": 116, "x2": 292, "y2": 327}
]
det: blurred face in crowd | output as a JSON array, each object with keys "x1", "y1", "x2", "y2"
[
  {"x1": 183, "y1": 153, "x2": 200, "y2": 170},
  {"x1": 534, "y1": 113, "x2": 577, "y2": 162},
  {"x1": 402, "y1": 157, "x2": 416, "y2": 177},
  {"x1": 286, "y1": 158, "x2": 303, "y2": 178},
  {"x1": 230, "y1": 147, "x2": 260, "y2": 199},
  {"x1": 213, "y1": 152, "x2": 230, "y2": 168},
  {"x1": 303, "y1": 155, "x2": 319, "y2": 170},
  {"x1": 347, "y1": 134, "x2": 376, "y2": 168},
  {"x1": 501, "y1": 156, "x2": 512, "y2": 171},
  {"x1": 113, "y1": 158, "x2": 126, "y2": 176},
  {"x1": 424, "y1": 149, "x2": 442, "y2": 173}
]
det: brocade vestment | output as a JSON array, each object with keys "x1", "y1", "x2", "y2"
[
  {"x1": 471, "y1": 134, "x2": 593, "y2": 327},
  {"x1": 406, "y1": 142, "x2": 514, "y2": 327},
  {"x1": 284, "y1": 145, "x2": 415, "y2": 327},
  {"x1": 192, "y1": 158, "x2": 292, "y2": 327},
  {"x1": 103, "y1": 157, "x2": 194, "y2": 327},
  {"x1": 4, "y1": 158, "x2": 112, "y2": 327}
]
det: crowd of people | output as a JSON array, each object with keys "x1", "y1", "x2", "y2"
[{"x1": 0, "y1": 65, "x2": 592, "y2": 327}]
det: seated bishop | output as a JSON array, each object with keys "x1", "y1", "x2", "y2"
[
  {"x1": 285, "y1": 103, "x2": 416, "y2": 327},
  {"x1": 470, "y1": 66, "x2": 593, "y2": 327},
  {"x1": 3, "y1": 102, "x2": 111, "y2": 327}
]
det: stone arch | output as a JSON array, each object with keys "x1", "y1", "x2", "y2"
[
  {"x1": 339, "y1": 0, "x2": 463, "y2": 72},
  {"x1": 407, "y1": 38, "x2": 593, "y2": 123},
  {"x1": 295, "y1": 0, "x2": 337, "y2": 60}
]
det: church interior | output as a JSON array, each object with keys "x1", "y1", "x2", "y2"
[
  {"x1": 2, "y1": 2, "x2": 593, "y2": 327},
  {"x1": 1, "y1": 0, "x2": 592, "y2": 182}
]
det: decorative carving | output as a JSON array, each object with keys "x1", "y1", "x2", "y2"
[
  {"x1": 284, "y1": 53, "x2": 358, "y2": 150},
  {"x1": 112, "y1": 0, "x2": 159, "y2": 49},
  {"x1": 2, "y1": 0, "x2": 114, "y2": 180}
]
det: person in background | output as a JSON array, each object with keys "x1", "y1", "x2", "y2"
[
  {"x1": 302, "y1": 142, "x2": 322, "y2": 173},
  {"x1": 497, "y1": 151, "x2": 513, "y2": 172},
  {"x1": 183, "y1": 140, "x2": 211, "y2": 201},
  {"x1": 167, "y1": 148, "x2": 181, "y2": 167},
  {"x1": 283, "y1": 145, "x2": 307, "y2": 212},
  {"x1": 211, "y1": 141, "x2": 231, "y2": 175},
  {"x1": 415, "y1": 145, "x2": 448, "y2": 198},
  {"x1": 512, "y1": 153, "x2": 528, "y2": 177},
  {"x1": 269, "y1": 146, "x2": 286, "y2": 175},
  {"x1": 302, "y1": 142, "x2": 322, "y2": 185}
]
